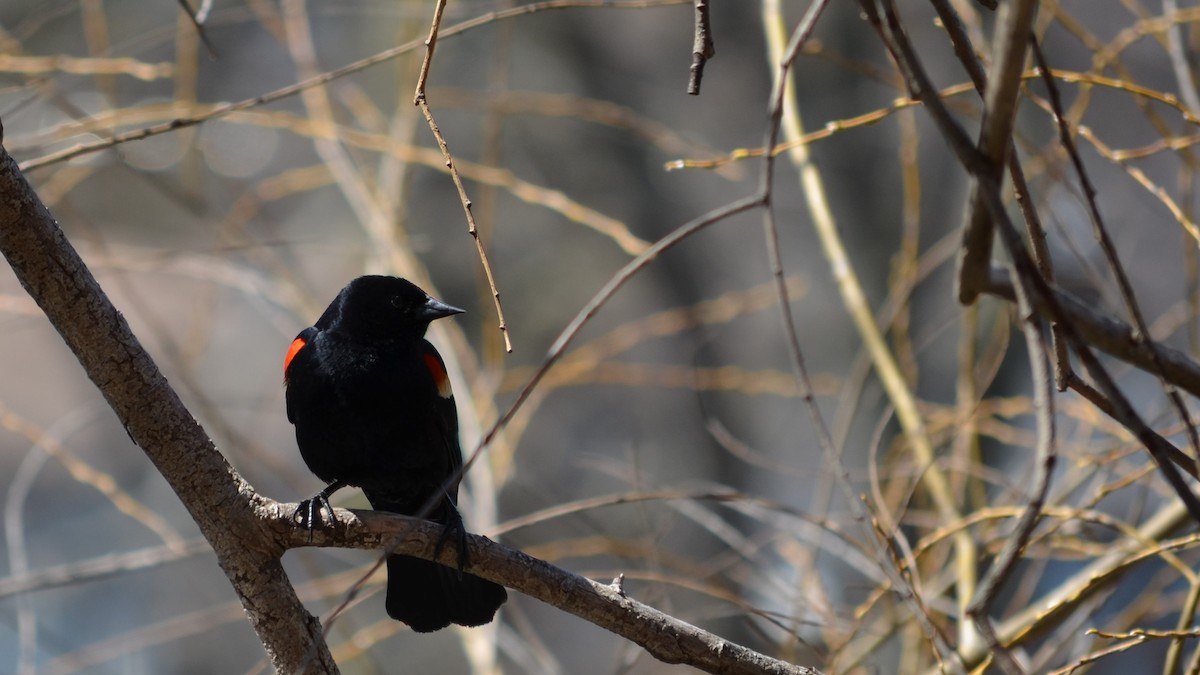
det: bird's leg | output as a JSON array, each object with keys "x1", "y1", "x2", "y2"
[
  {"x1": 433, "y1": 493, "x2": 468, "y2": 580},
  {"x1": 296, "y1": 479, "x2": 349, "y2": 542}
]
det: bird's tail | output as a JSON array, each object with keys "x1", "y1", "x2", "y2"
[
  {"x1": 383, "y1": 554, "x2": 507, "y2": 632},
  {"x1": 367, "y1": 494, "x2": 507, "y2": 632}
]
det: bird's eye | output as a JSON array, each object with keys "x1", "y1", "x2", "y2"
[{"x1": 390, "y1": 296, "x2": 402, "y2": 309}]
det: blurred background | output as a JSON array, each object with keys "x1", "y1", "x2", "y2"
[{"x1": 1, "y1": 0, "x2": 1199, "y2": 673}]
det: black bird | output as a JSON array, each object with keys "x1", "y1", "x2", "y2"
[{"x1": 283, "y1": 275, "x2": 506, "y2": 632}]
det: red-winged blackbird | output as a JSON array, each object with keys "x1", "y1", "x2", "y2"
[{"x1": 283, "y1": 275, "x2": 506, "y2": 632}]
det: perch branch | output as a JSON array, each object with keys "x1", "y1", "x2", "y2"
[{"x1": 268, "y1": 504, "x2": 821, "y2": 675}]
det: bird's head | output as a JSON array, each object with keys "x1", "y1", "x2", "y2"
[{"x1": 320, "y1": 275, "x2": 464, "y2": 341}]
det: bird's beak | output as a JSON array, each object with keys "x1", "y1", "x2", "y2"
[{"x1": 420, "y1": 296, "x2": 465, "y2": 321}]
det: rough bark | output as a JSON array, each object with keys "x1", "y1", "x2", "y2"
[
  {"x1": 264, "y1": 501, "x2": 821, "y2": 675},
  {"x1": 0, "y1": 145, "x2": 338, "y2": 674}
]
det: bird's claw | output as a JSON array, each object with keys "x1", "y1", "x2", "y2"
[
  {"x1": 434, "y1": 509, "x2": 469, "y2": 580},
  {"x1": 295, "y1": 480, "x2": 347, "y2": 543}
]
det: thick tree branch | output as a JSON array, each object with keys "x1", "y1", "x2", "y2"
[
  {"x1": 0, "y1": 143, "x2": 337, "y2": 674},
  {"x1": 263, "y1": 502, "x2": 820, "y2": 675}
]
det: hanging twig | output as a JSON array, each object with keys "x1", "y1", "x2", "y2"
[
  {"x1": 413, "y1": 0, "x2": 513, "y2": 352},
  {"x1": 688, "y1": 0, "x2": 716, "y2": 95}
]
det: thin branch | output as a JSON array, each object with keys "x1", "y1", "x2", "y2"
[
  {"x1": 966, "y1": 256, "x2": 1053, "y2": 675},
  {"x1": 0, "y1": 538, "x2": 211, "y2": 598},
  {"x1": 956, "y1": 4, "x2": 1047, "y2": 669},
  {"x1": 983, "y1": 271, "x2": 1200, "y2": 399},
  {"x1": 413, "y1": 0, "x2": 512, "y2": 352},
  {"x1": 1030, "y1": 38, "x2": 1200, "y2": 463},
  {"x1": 956, "y1": 0, "x2": 1038, "y2": 305},
  {"x1": 18, "y1": 0, "x2": 690, "y2": 171},
  {"x1": 769, "y1": 2, "x2": 967, "y2": 672},
  {"x1": 1063, "y1": 372, "x2": 1198, "y2": 480},
  {"x1": 688, "y1": 0, "x2": 715, "y2": 95},
  {"x1": 927, "y1": 0, "x2": 987, "y2": 89},
  {"x1": 1164, "y1": 0, "x2": 1200, "y2": 118},
  {"x1": 867, "y1": 3, "x2": 1200, "y2": 672},
  {"x1": 412, "y1": 0, "x2": 447, "y2": 104},
  {"x1": 866, "y1": 0, "x2": 1200, "y2": 536},
  {"x1": 416, "y1": 99, "x2": 513, "y2": 352},
  {"x1": 175, "y1": 0, "x2": 218, "y2": 59},
  {"x1": 929, "y1": 0, "x2": 1070, "y2": 388}
]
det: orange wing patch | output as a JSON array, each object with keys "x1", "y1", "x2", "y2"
[
  {"x1": 284, "y1": 336, "x2": 307, "y2": 379},
  {"x1": 423, "y1": 352, "x2": 453, "y2": 399}
]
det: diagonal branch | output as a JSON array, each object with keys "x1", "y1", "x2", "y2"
[
  {"x1": 0, "y1": 143, "x2": 338, "y2": 673},
  {"x1": 984, "y1": 271, "x2": 1200, "y2": 399}
]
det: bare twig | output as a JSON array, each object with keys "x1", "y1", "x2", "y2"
[
  {"x1": 771, "y1": 2, "x2": 966, "y2": 672},
  {"x1": 927, "y1": 0, "x2": 986, "y2": 88},
  {"x1": 864, "y1": 0, "x2": 1200, "y2": 536},
  {"x1": 867, "y1": 4, "x2": 1044, "y2": 670},
  {"x1": 866, "y1": 2, "x2": 1200, "y2": 672},
  {"x1": 967, "y1": 253, "x2": 1053, "y2": 675},
  {"x1": 1164, "y1": 0, "x2": 1200, "y2": 117},
  {"x1": 0, "y1": 538, "x2": 210, "y2": 598},
  {"x1": 688, "y1": 0, "x2": 715, "y2": 95},
  {"x1": 665, "y1": 67, "x2": 1200, "y2": 173},
  {"x1": 1063, "y1": 371, "x2": 1198, "y2": 480},
  {"x1": 1030, "y1": 38, "x2": 1200, "y2": 465},
  {"x1": 956, "y1": 0, "x2": 1038, "y2": 305},
  {"x1": 412, "y1": 0, "x2": 448, "y2": 104},
  {"x1": 175, "y1": 0, "x2": 218, "y2": 59},
  {"x1": 983, "y1": 271, "x2": 1200, "y2": 399},
  {"x1": 929, "y1": 0, "x2": 1070, "y2": 388},
  {"x1": 19, "y1": 0, "x2": 690, "y2": 171},
  {"x1": 413, "y1": 0, "x2": 512, "y2": 352},
  {"x1": 953, "y1": 4, "x2": 1047, "y2": 671}
]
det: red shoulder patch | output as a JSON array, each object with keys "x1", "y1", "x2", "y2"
[
  {"x1": 423, "y1": 352, "x2": 453, "y2": 399},
  {"x1": 284, "y1": 336, "x2": 307, "y2": 379}
]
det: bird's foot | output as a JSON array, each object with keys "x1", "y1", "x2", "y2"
[
  {"x1": 295, "y1": 480, "x2": 348, "y2": 543},
  {"x1": 434, "y1": 507, "x2": 469, "y2": 580}
]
